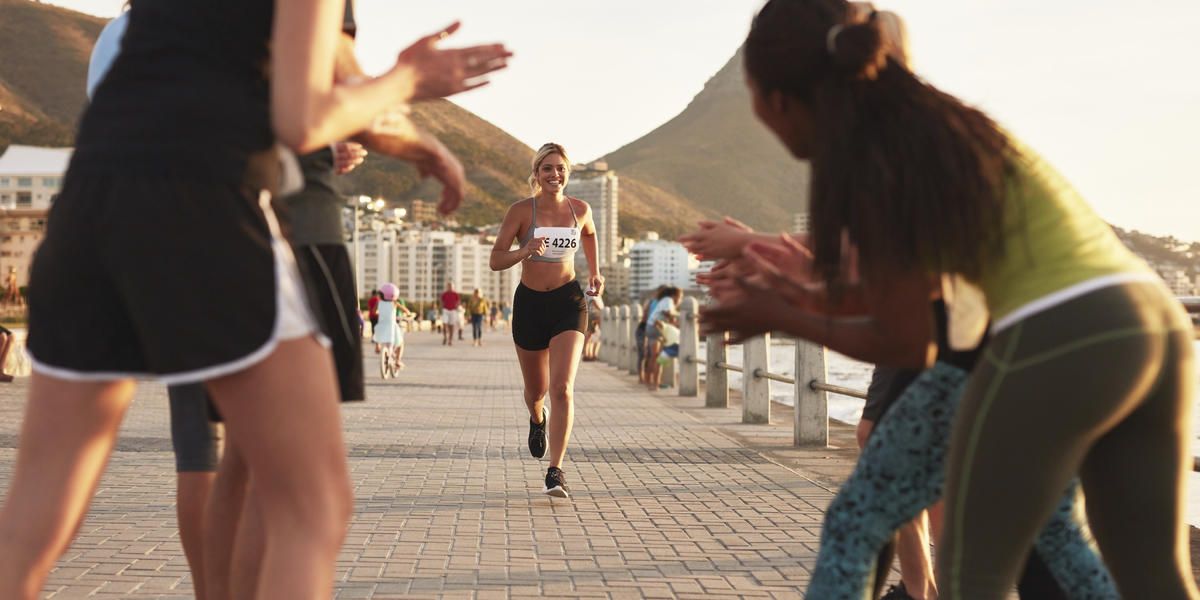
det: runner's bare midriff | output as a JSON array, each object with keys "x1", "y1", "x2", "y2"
[{"x1": 521, "y1": 260, "x2": 576, "y2": 291}]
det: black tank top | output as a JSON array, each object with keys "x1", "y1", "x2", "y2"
[{"x1": 71, "y1": 0, "x2": 275, "y2": 182}]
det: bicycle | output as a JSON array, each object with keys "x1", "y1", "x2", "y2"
[
  {"x1": 379, "y1": 342, "x2": 402, "y2": 379},
  {"x1": 378, "y1": 314, "x2": 415, "y2": 379}
]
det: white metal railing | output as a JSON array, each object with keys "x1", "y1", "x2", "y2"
[{"x1": 598, "y1": 298, "x2": 868, "y2": 447}]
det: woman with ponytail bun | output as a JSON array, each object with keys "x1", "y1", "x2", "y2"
[
  {"x1": 694, "y1": 0, "x2": 1198, "y2": 598},
  {"x1": 490, "y1": 142, "x2": 604, "y2": 499}
]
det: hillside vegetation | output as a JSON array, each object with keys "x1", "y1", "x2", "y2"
[{"x1": 603, "y1": 47, "x2": 811, "y2": 232}]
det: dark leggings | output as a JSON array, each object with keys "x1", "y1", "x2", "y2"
[
  {"x1": 940, "y1": 281, "x2": 1198, "y2": 599},
  {"x1": 807, "y1": 362, "x2": 1118, "y2": 599},
  {"x1": 471, "y1": 314, "x2": 484, "y2": 340}
]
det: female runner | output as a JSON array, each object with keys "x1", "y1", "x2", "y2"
[{"x1": 490, "y1": 142, "x2": 603, "y2": 498}]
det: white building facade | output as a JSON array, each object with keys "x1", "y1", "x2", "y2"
[
  {"x1": 0, "y1": 145, "x2": 70, "y2": 211},
  {"x1": 792, "y1": 212, "x2": 810, "y2": 234},
  {"x1": 354, "y1": 229, "x2": 520, "y2": 305},
  {"x1": 0, "y1": 146, "x2": 71, "y2": 288},
  {"x1": 629, "y1": 234, "x2": 696, "y2": 301}
]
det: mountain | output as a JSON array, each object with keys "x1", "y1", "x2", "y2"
[
  {"x1": 0, "y1": 0, "x2": 707, "y2": 238},
  {"x1": 603, "y1": 47, "x2": 811, "y2": 231},
  {"x1": 0, "y1": 0, "x2": 103, "y2": 146}
]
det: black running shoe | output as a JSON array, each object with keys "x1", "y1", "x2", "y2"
[
  {"x1": 528, "y1": 406, "x2": 547, "y2": 459},
  {"x1": 880, "y1": 583, "x2": 916, "y2": 600},
  {"x1": 543, "y1": 466, "x2": 569, "y2": 498}
]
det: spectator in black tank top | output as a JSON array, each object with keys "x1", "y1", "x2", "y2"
[{"x1": 0, "y1": 1, "x2": 511, "y2": 597}]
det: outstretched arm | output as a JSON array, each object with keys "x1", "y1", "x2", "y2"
[
  {"x1": 271, "y1": 3, "x2": 510, "y2": 153},
  {"x1": 702, "y1": 269, "x2": 938, "y2": 368}
]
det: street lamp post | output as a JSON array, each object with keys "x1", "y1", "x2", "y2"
[
  {"x1": 348, "y1": 195, "x2": 392, "y2": 299},
  {"x1": 349, "y1": 195, "x2": 373, "y2": 299}
]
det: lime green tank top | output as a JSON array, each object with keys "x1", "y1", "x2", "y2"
[{"x1": 976, "y1": 145, "x2": 1151, "y2": 322}]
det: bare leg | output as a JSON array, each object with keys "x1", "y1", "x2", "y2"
[
  {"x1": 515, "y1": 347, "x2": 549, "y2": 424},
  {"x1": 230, "y1": 482, "x2": 266, "y2": 600},
  {"x1": 0, "y1": 332, "x2": 14, "y2": 382},
  {"x1": 647, "y1": 339, "x2": 663, "y2": 390},
  {"x1": 177, "y1": 471, "x2": 217, "y2": 599},
  {"x1": 897, "y1": 511, "x2": 937, "y2": 600},
  {"x1": 0, "y1": 375, "x2": 135, "y2": 599},
  {"x1": 546, "y1": 331, "x2": 585, "y2": 469},
  {"x1": 205, "y1": 338, "x2": 352, "y2": 600},
  {"x1": 203, "y1": 440, "x2": 249, "y2": 600}
]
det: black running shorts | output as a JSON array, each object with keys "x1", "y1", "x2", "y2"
[
  {"x1": 512, "y1": 281, "x2": 588, "y2": 351},
  {"x1": 26, "y1": 170, "x2": 311, "y2": 383},
  {"x1": 294, "y1": 244, "x2": 365, "y2": 401}
]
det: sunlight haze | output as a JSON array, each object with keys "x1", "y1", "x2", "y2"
[{"x1": 44, "y1": 0, "x2": 1200, "y2": 240}]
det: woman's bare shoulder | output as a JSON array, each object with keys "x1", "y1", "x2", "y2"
[{"x1": 568, "y1": 197, "x2": 591, "y2": 215}]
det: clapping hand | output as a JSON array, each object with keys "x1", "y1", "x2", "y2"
[
  {"x1": 678, "y1": 216, "x2": 754, "y2": 260},
  {"x1": 740, "y1": 233, "x2": 819, "y2": 305},
  {"x1": 333, "y1": 141, "x2": 367, "y2": 175},
  {"x1": 699, "y1": 286, "x2": 796, "y2": 344},
  {"x1": 396, "y1": 22, "x2": 513, "y2": 101}
]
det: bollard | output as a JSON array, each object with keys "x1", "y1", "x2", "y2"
[
  {"x1": 602, "y1": 305, "x2": 613, "y2": 366},
  {"x1": 742, "y1": 334, "x2": 771, "y2": 424},
  {"x1": 705, "y1": 331, "x2": 729, "y2": 408},
  {"x1": 794, "y1": 340, "x2": 829, "y2": 446},
  {"x1": 598, "y1": 307, "x2": 610, "y2": 364},
  {"x1": 617, "y1": 305, "x2": 630, "y2": 370},
  {"x1": 627, "y1": 304, "x2": 643, "y2": 376},
  {"x1": 678, "y1": 297, "x2": 699, "y2": 397}
]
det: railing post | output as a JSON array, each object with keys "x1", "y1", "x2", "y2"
[
  {"x1": 705, "y1": 331, "x2": 728, "y2": 408},
  {"x1": 627, "y1": 304, "x2": 642, "y2": 376},
  {"x1": 678, "y1": 297, "x2": 699, "y2": 397},
  {"x1": 617, "y1": 305, "x2": 630, "y2": 370},
  {"x1": 794, "y1": 339, "x2": 829, "y2": 446},
  {"x1": 742, "y1": 334, "x2": 771, "y2": 424},
  {"x1": 601, "y1": 306, "x2": 614, "y2": 365}
]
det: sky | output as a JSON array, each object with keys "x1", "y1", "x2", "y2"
[{"x1": 44, "y1": 0, "x2": 1200, "y2": 241}]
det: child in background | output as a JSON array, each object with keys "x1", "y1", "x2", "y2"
[
  {"x1": 373, "y1": 283, "x2": 405, "y2": 369},
  {"x1": 655, "y1": 318, "x2": 680, "y2": 386}
]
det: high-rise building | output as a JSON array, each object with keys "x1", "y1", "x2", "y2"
[
  {"x1": 565, "y1": 162, "x2": 619, "y2": 266},
  {"x1": 629, "y1": 233, "x2": 696, "y2": 301}
]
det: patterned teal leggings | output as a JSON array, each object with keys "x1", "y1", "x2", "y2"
[{"x1": 806, "y1": 362, "x2": 1117, "y2": 599}]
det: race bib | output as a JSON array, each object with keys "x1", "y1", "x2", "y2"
[{"x1": 533, "y1": 226, "x2": 580, "y2": 260}]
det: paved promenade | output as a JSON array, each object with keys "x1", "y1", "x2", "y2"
[{"x1": 0, "y1": 330, "x2": 842, "y2": 599}]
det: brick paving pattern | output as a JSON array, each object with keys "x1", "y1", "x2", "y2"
[{"x1": 0, "y1": 331, "x2": 837, "y2": 598}]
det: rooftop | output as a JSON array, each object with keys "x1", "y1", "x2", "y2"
[{"x1": 0, "y1": 145, "x2": 73, "y2": 177}]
